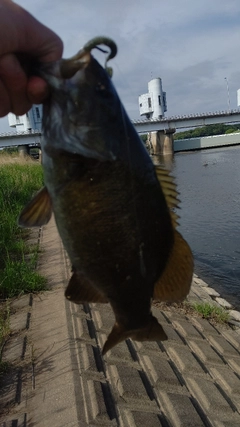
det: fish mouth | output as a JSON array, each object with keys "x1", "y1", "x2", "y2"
[
  {"x1": 60, "y1": 36, "x2": 117, "y2": 79},
  {"x1": 60, "y1": 51, "x2": 91, "y2": 79}
]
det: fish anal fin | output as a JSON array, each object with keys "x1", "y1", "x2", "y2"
[
  {"x1": 153, "y1": 229, "x2": 194, "y2": 302},
  {"x1": 65, "y1": 271, "x2": 108, "y2": 304},
  {"x1": 102, "y1": 316, "x2": 167, "y2": 355},
  {"x1": 18, "y1": 186, "x2": 52, "y2": 227}
]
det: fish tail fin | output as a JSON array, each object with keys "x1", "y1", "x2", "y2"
[{"x1": 102, "y1": 316, "x2": 167, "y2": 355}]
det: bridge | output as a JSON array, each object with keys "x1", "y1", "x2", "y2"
[
  {"x1": 1, "y1": 109, "x2": 240, "y2": 155},
  {"x1": 132, "y1": 109, "x2": 240, "y2": 133},
  {"x1": 0, "y1": 129, "x2": 42, "y2": 148}
]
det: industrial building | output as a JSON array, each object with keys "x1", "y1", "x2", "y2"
[
  {"x1": 138, "y1": 78, "x2": 167, "y2": 119},
  {"x1": 8, "y1": 105, "x2": 43, "y2": 132}
]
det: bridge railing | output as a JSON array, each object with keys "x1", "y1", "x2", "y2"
[
  {"x1": 0, "y1": 129, "x2": 42, "y2": 138},
  {"x1": 132, "y1": 108, "x2": 240, "y2": 125}
]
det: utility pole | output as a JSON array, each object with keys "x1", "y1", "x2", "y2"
[{"x1": 224, "y1": 77, "x2": 231, "y2": 112}]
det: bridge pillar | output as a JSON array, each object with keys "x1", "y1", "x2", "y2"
[
  {"x1": 18, "y1": 145, "x2": 29, "y2": 157},
  {"x1": 38, "y1": 148, "x2": 42, "y2": 163},
  {"x1": 150, "y1": 129, "x2": 175, "y2": 155}
]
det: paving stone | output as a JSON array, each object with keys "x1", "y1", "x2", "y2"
[
  {"x1": 11, "y1": 294, "x2": 31, "y2": 310},
  {"x1": 209, "y1": 366, "x2": 240, "y2": 402},
  {"x1": 208, "y1": 335, "x2": 239, "y2": 358},
  {"x1": 161, "y1": 323, "x2": 185, "y2": 344},
  {"x1": 220, "y1": 329, "x2": 240, "y2": 351},
  {"x1": 188, "y1": 340, "x2": 224, "y2": 365},
  {"x1": 1, "y1": 413, "x2": 28, "y2": 427},
  {"x1": 93, "y1": 305, "x2": 114, "y2": 332},
  {"x1": 0, "y1": 367, "x2": 20, "y2": 409},
  {"x1": 104, "y1": 340, "x2": 136, "y2": 366},
  {"x1": 5, "y1": 217, "x2": 240, "y2": 427},
  {"x1": 161, "y1": 310, "x2": 187, "y2": 323},
  {"x1": 187, "y1": 290, "x2": 202, "y2": 303},
  {"x1": 185, "y1": 377, "x2": 235, "y2": 417},
  {"x1": 215, "y1": 298, "x2": 232, "y2": 309},
  {"x1": 192, "y1": 286, "x2": 213, "y2": 300},
  {"x1": 190, "y1": 317, "x2": 220, "y2": 337},
  {"x1": 91, "y1": 308, "x2": 104, "y2": 330},
  {"x1": 212, "y1": 421, "x2": 240, "y2": 427},
  {"x1": 167, "y1": 345, "x2": 206, "y2": 376},
  {"x1": 134, "y1": 340, "x2": 164, "y2": 354},
  {"x1": 152, "y1": 307, "x2": 169, "y2": 324},
  {"x1": 80, "y1": 343, "x2": 103, "y2": 376},
  {"x1": 86, "y1": 380, "x2": 116, "y2": 424},
  {"x1": 193, "y1": 278, "x2": 208, "y2": 287},
  {"x1": 172, "y1": 319, "x2": 202, "y2": 340},
  {"x1": 121, "y1": 410, "x2": 163, "y2": 427},
  {"x1": 158, "y1": 391, "x2": 205, "y2": 427},
  {"x1": 110, "y1": 364, "x2": 153, "y2": 406},
  {"x1": 227, "y1": 358, "x2": 240, "y2": 376},
  {"x1": 229, "y1": 310, "x2": 240, "y2": 322},
  {"x1": 72, "y1": 312, "x2": 93, "y2": 342},
  {"x1": 140, "y1": 354, "x2": 183, "y2": 391},
  {"x1": 2, "y1": 334, "x2": 24, "y2": 362},
  {"x1": 10, "y1": 311, "x2": 29, "y2": 332},
  {"x1": 204, "y1": 287, "x2": 220, "y2": 297}
]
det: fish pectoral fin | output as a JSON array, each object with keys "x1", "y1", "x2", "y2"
[
  {"x1": 102, "y1": 316, "x2": 167, "y2": 355},
  {"x1": 18, "y1": 186, "x2": 52, "y2": 227},
  {"x1": 65, "y1": 271, "x2": 108, "y2": 303},
  {"x1": 153, "y1": 229, "x2": 194, "y2": 302}
]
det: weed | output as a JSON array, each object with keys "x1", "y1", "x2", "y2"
[
  {"x1": 191, "y1": 302, "x2": 229, "y2": 323},
  {"x1": 0, "y1": 158, "x2": 46, "y2": 298}
]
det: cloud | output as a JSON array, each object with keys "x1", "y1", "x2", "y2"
[{"x1": 1, "y1": 0, "x2": 240, "y2": 131}]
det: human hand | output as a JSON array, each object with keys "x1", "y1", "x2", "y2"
[{"x1": 0, "y1": 0, "x2": 63, "y2": 117}]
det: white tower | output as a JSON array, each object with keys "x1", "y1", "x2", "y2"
[
  {"x1": 8, "y1": 105, "x2": 43, "y2": 132},
  {"x1": 139, "y1": 78, "x2": 167, "y2": 119},
  {"x1": 237, "y1": 89, "x2": 240, "y2": 107}
]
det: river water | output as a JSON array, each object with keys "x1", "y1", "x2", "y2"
[{"x1": 154, "y1": 145, "x2": 240, "y2": 309}]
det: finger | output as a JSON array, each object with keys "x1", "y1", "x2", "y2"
[
  {"x1": 27, "y1": 76, "x2": 49, "y2": 104},
  {"x1": 0, "y1": 80, "x2": 11, "y2": 117},
  {"x1": 0, "y1": 53, "x2": 32, "y2": 115}
]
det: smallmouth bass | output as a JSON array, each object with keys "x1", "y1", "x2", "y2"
[{"x1": 19, "y1": 37, "x2": 193, "y2": 354}]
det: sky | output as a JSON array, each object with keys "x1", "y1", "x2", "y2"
[{"x1": 1, "y1": 0, "x2": 240, "y2": 132}]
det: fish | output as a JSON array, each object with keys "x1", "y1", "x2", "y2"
[{"x1": 18, "y1": 37, "x2": 194, "y2": 355}]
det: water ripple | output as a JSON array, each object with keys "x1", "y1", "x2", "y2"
[{"x1": 155, "y1": 145, "x2": 240, "y2": 309}]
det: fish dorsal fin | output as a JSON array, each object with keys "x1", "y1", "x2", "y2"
[
  {"x1": 153, "y1": 229, "x2": 194, "y2": 302},
  {"x1": 18, "y1": 186, "x2": 52, "y2": 227},
  {"x1": 65, "y1": 270, "x2": 108, "y2": 304},
  {"x1": 155, "y1": 166, "x2": 180, "y2": 227}
]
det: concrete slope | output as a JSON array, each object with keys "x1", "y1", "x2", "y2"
[{"x1": 1, "y1": 218, "x2": 240, "y2": 427}]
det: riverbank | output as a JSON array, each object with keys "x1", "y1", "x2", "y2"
[
  {"x1": 188, "y1": 274, "x2": 240, "y2": 327},
  {"x1": 0, "y1": 218, "x2": 240, "y2": 426}
]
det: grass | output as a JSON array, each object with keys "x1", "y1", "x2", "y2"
[
  {"x1": 0, "y1": 155, "x2": 47, "y2": 298},
  {"x1": 155, "y1": 301, "x2": 230, "y2": 325},
  {"x1": 0, "y1": 154, "x2": 47, "y2": 372},
  {"x1": 191, "y1": 302, "x2": 230, "y2": 323}
]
